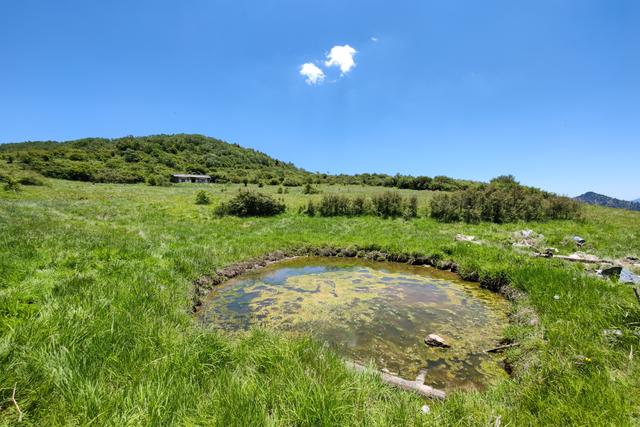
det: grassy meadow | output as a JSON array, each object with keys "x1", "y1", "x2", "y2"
[{"x1": 1, "y1": 178, "x2": 640, "y2": 425}]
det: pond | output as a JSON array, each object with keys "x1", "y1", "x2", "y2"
[{"x1": 200, "y1": 257, "x2": 511, "y2": 391}]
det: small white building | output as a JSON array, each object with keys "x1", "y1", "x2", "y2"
[{"x1": 171, "y1": 174, "x2": 211, "y2": 184}]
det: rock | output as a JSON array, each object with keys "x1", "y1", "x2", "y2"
[
  {"x1": 512, "y1": 230, "x2": 544, "y2": 248},
  {"x1": 601, "y1": 266, "x2": 623, "y2": 279},
  {"x1": 567, "y1": 252, "x2": 600, "y2": 262},
  {"x1": 455, "y1": 234, "x2": 477, "y2": 243},
  {"x1": 424, "y1": 334, "x2": 450, "y2": 348},
  {"x1": 623, "y1": 256, "x2": 639, "y2": 263},
  {"x1": 572, "y1": 236, "x2": 586, "y2": 246},
  {"x1": 620, "y1": 268, "x2": 640, "y2": 285},
  {"x1": 603, "y1": 329, "x2": 622, "y2": 336}
]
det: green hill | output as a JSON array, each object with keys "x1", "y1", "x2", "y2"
[
  {"x1": 0, "y1": 134, "x2": 477, "y2": 190},
  {"x1": 0, "y1": 134, "x2": 306, "y2": 185}
]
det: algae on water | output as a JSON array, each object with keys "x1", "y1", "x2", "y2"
[{"x1": 202, "y1": 257, "x2": 510, "y2": 390}]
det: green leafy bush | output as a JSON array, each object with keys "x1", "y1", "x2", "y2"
[
  {"x1": 195, "y1": 190, "x2": 211, "y2": 205},
  {"x1": 350, "y1": 195, "x2": 370, "y2": 216},
  {"x1": 404, "y1": 195, "x2": 418, "y2": 219},
  {"x1": 3, "y1": 177, "x2": 21, "y2": 192},
  {"x1": 18, "y1": 174, "x2": 45, "y2": 186},
  {"x1": 146, "y1": 175, "x2": 171, "y2": 186},
  {"x1": 215, "y1": 191, "x2": 285, "y2": 217},
  {"x1": 430, "y1": 176, "x2": 582, "y2": 223},
  {"x1": 318, "y1": 195, "x2": 352, "y2": 216},
  {"x1": 302, "y1": 183, "x2": 319, "y2": 194},
  {"x1": 372, "y1": 191, "x2": 405, "y2": 218},
  {"x1": 307, "y1": 192, "x2": 417, "y2": 219}
]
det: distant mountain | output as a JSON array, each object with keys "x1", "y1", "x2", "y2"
[
  {"x1": 575, "y1": 192, "x2": 640, "y2": 211},
  {"x1": 634, "y1": 198, "x2": 640, "y2": 203}
]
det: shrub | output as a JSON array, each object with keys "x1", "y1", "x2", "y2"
[
  {"x1": 350, "y1": 195, "x2": 370, "y2": 216},
  {"x1": 282, "y1": 178, "x2": 301, "y2": 187},
  {"x1": 404, "y1": 195, "x2": 418, "y2": 219},
  {"x1": 372, "y1": 191, "x2": 405, "y2": 218},
  {"x1": 318, "y1": 195, "x2": 352, "y2": 216},
  {"x1": 215, "y1": 191, "x2": 285, "y2": 217},
  {"x1": 3, "y1": 177, "x2": 21, "y2": 192},
  {"x1": 277, "y1": 187, "x2": 283, "y2": 194},
  {"x1": 429, "y1": 193, "x2": 461, "y2": 222},
  {"x1": 146, "y1": 175, "x2": 171, "y2": 186},
  {"x1": 545, "y1": 196, "x2": 582, "y2": 220},
  {"x1": 18, "y1": 175, "x2": 45, "y2": 186},
  {"x1": 195, "y1": 190, "x2": 211, "y2": 205},
  {"x1": 305, "y1": 200, "x2": 317, "y2": 216},
  {"x1": 430, "y1": 176, "x2": 582, "y2": 223},
  {"x1": 302, "y1": 183, "x2": 319, "y2": 194}
]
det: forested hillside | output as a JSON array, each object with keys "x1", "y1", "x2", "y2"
[
  {"x1": 0, "y1": 134, "x2": 478, "y2": 190},
  {"x1": 0, "y1": 134, "x2": 306, "y2": 185}
]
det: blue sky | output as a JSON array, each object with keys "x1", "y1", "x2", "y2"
[{"x1": 1, "y1": 1, "x2": 639, "y2": 199}]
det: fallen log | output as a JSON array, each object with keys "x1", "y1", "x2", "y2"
[
  {"x1": 486, "y1": 342, "x2": 520, "y2": 353},
  {"x1": 532, "y1": 253, "x2": 613, "y2": 264},
  {"x1": 345, "y1": 361, "x2": 446, "y2": 400}
]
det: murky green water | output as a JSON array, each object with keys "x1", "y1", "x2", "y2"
[{"x1": 201, "y1": 257, "x2": 511, "y2": 391}]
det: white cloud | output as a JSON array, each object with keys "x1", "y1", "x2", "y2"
[
  {"x1": 325, "y1": 44, "x2": 357, "y2": 74},
  {"x1": 299, "y1": 62, "x2": 325, "y2": 85},
  {"x1": 371, "y1": 37, "x2": 378, "y2": 42}
]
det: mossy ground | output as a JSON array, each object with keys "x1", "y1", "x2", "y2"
[{"x1": 1, "y1": 178, "x2": 639, "y2": 425}]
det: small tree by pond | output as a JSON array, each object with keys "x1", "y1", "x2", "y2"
[{"x1": 215, "y1": 191, "x2": 286, "y2": 217}]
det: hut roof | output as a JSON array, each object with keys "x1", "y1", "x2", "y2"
[{"x1": 172, "y1": 174, "x2": 211, "y2": 179}]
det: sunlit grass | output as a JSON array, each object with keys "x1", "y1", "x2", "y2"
[{"x1": 1, "y1": 179, "x2": 639, "y2": 425}]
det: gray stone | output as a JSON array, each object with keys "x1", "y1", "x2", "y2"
[
  {"x1": 573, "y1": 236, "x2": 586, "y2": 245},
  {"x1": 424, "y1": 334, "x2": 450, "y2": 348},
  {"x1": 455, "y1": 234, "x2": 478, "y2": 243},
  {"x1": 620, "y1": 268, "x2": 640, "y2": 285}
]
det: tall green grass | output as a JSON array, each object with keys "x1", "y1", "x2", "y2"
[{"x1": 1, "y1": 178, "x2": 639, "y2": 425}]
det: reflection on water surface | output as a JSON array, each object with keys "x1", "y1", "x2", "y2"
[{"x1": 201, "y1": 257, "x2": 510, "y2": 390}]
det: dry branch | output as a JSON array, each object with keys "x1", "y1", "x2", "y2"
[
  {"x1": 486, "y1": 343, "x2": 520, "y2": 353},
  {"x1": 532, "y1": 253, "x2": 612, "y2": 264},
  {"x1": 633, "y1": 287, "x2": 640, "y2": 306},
  {"x1": 345, "y1": 361, "x2": 446, "y2": 400},
  {"x1": 12, "y1": 383, "x2": 23, "y2": 422}
]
